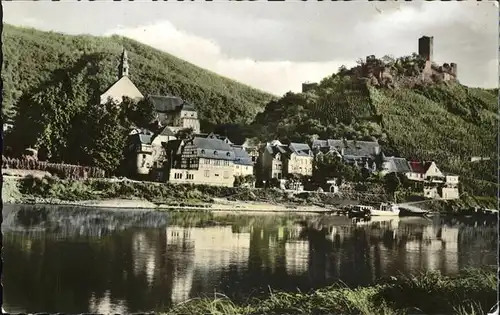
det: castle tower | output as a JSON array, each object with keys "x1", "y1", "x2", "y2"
[
  {"x1": 418, "y1": 36, "x2": 434, "y2": 62},
  {"x1": 119, "y1": 48, "x2": 129, "y2": 77},
  {"x1": 450, "y1": 63, "x2": 457, "y2": 77}
]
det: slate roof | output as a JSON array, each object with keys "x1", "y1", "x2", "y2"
[
  {"x1": 266, "y1": 144, "x2": 289, "y2": 157},
  {"x1": 191, "y1": 137, "x2": 235, "y2": 161},
  {"x1": 129, "y1": 132, "x2": 153, "y2": 145},
  {"x1": 148, "y1": 95, "x2": 197, "y2": 113},
  {"x1": 231, "y1": 145, "x2": 253, "y2": 165},
  {"x1": 289, "y1": 142, "x2": 313, "y2": 157},
  {"x1": 312, "y1": 139, "x2": 380, "y2": 158},
  {"x1": 384, "y1": 157, "x2": 412, "y2": 173},
  {"x1": 195, "y1": 132, "x2": 232, "y2": 143},
  {"x1": 312, "y1": 139, "x2": 337, "y2": 148},
  {"x1": 159, "y1": 126, "x2": 176, "y2": 137}
]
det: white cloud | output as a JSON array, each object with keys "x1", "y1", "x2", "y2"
[{"x1": 104, "y1": 21, "x2": 355, "y2": 95}]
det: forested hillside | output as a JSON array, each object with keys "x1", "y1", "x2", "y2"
[
  {"x1": 251, "y1": 56, "x2": 498, "y2": 196},
  {"x1": 1, "y1": 24, "x2": 274, "y2": 126}
]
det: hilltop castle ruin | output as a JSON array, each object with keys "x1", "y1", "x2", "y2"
[
  {"x1": 419, "y1": 36, "x2": 458, "y2": 82},
  {"x1": 301, "y1": 36, "x2": 458, "y2": 92}
]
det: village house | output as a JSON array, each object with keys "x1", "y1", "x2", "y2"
[
  {"x1": 285, "y1": 143, "x2": 314, "y2": 177},
  {"x1": 125, "y1": 126, "x2": 176, "y2": 181},
  {"x1": 406, "y1": 161, "x2": 459, "y2": 200},
  {"x1": 125, "y1": 129, "x2": 154, "y2": 178},
  {"x1": 442, "y1": 174, "x2": 460, "y2": 200},
  {"x1": 260, "y1": 140, "x2": 287, "y2": 182},
  {"x1": 125, "y1": 114, "x2": 200, "y2": 180},
  {"x1": 231, "y1": 145, "x2": 254, "y2": 178},
  {"x1": 148, "y1": 95, "x2": 201, "y2": 134},
  {"x1": 406, "y1": 161, "x2": 443, "y2": 182},
  {"x1": 311, "y1": 138, "x2": 379, "y2": 171},
  {"x1": 166, "y1": 134, "x2": 236, "y2": 187},
  {"x1": 241, "y1": 138, "x2": 260, "y2": 168},
  {"x1": 381, "y1": 156, "x2": 412, "y2": 176},
  {"x1": 259, "y1": 140, "x2": 313, "y2": 185}
]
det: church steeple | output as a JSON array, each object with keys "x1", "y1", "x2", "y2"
[{"x1": 119, "y1": 48, "x2": 129, "y2": 77}]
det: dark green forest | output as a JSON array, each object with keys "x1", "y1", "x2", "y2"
[{"x1": 1, "y1": 24, "x2": 274, "y2": 125}]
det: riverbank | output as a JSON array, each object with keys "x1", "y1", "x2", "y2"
[
  {"x1": 164, "y1": 268, "x2": 497, "y2": 315},
  {"x1": 2, "y1": 174, "x2": 495, "y2": 214},
  {"x1": 1, "y1": 175, "x2": 380, "y2": 213},
  {"x1": 6, "y1": 197, "x2": 329, "y2": 214}
]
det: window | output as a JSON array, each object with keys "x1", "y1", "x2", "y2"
[
  {"x1": 142, "y1": 154, "x2": 147, "y2": 159},
  {"x1": 187, "y1": 174, "x2": 194, "y2": 180},
  {"x1": 204, "y1": 170, "x2": 210, "y2": 177},
  {"x1": 174, "y1": 173, "x2": 183, "y2": 179},
  {"x1": 236, "y1": 165, "x2": 240, "y2": 169},
  {"x1": 226, "y1": 152, "x2": 231, "y2": 157},
  {"x1": 214, "y1": 150, "x2": 218, "y2": 156},
  {"x1": 215, "y1": 173, "x2": 220, "y2": 177},
  {"x1": 201, "y1": 149, "x2": 205, "y2": 154},
  {"x1": 245, "y1": 166, "x2": 248, "y2": 170},
  {"x1": 223, "y1": 171, "x2": 229, "y2": 179}
]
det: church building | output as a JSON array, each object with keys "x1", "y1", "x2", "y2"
[
  {"x1": 100, "y1": 48, "x2": 202, "y2": 180},
  {"x1": 99, "y1": 49, "x2": 144, "y2": 105}
]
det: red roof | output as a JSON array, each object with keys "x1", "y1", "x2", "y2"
[{"x1": 408, "y1": 161, "x2": 432, "y2": 174}]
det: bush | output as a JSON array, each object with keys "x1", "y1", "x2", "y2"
[{"x1": 2, "y1": 156, "x2": 105, "y2": 179}]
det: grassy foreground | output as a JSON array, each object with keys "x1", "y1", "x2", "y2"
[{"x1": 164, "y1": 268, "x2": 497, "y2": 315}]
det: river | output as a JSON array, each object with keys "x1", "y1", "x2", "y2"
[{"x1": 2, "y1": 204, "x2": 497, "y2": 314}]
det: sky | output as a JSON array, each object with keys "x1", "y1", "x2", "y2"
[{"x1": 3, "y1": 1, "x2": 498, "y2": 95}]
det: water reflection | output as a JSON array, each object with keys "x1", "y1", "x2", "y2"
[{"x1": 2, "y1": 205, "x2": 497, "y2": 314}]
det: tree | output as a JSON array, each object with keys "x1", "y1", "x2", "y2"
[
  {"x1": 361, "y1": 167, "x2": 371, "y2": 181},
  {"x1": 269, "y1": 178, "x2": 280, "y2": 188},
  {"x1": 234, "y1": 175, "x2": 244, "y2": 187},
  {"x1": 313, "y1": 153, "x2": 360, "y2": 184},
  {"x1": 384, "y1": 172, "x2": 401, "y2": 201},
  {"x1": 175, "y1": 127, "x2": 194, "y2": 140},
  {"x1": 244, "y1": 174, "x2": 256, "y2": 185},
  {"x1": 122, "y1": 96, "x2": 156, "y2": 128},
  {"x1": 81, "y1": 99, "x2": 129, "y2": 175}
]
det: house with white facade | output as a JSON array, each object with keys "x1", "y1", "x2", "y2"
[{"x1": 406, "y1": 161, "x2": 459, "y2": 200}]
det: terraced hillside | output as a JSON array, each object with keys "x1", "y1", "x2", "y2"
[{"x1": 251, "y1": 59, "x2": 497, "y2": 197}]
